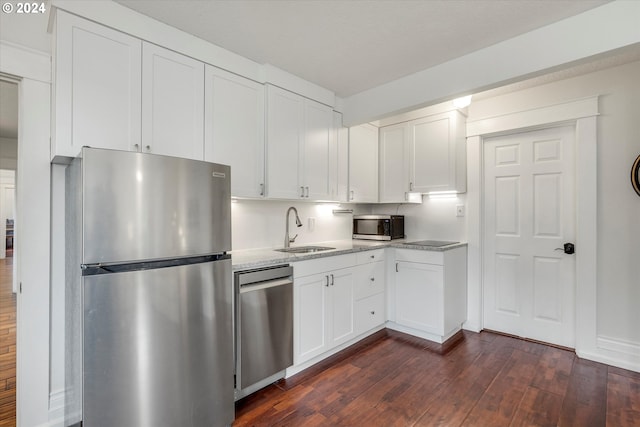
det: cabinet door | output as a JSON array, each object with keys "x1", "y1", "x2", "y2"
[
  {"x1": 410, "y1": 112, "x2": 467, "y2": 193},
  {"x1": 328, "y1": 268, "x2": 355, "y2": 347},
  {"x1": 53, "y1": 11, "x2": 141, "y2": 159},
  {"x1": 295, "y1": 274, "x2": 328, "y2": 364},
  {"x1": 379, "y1": 123, "x2": 410, "y2": 203},
  {"x1": 302, "y1": 100, "x2": 333, "y2": 200},
  {"x1": 204, "y1": 66, "x2": 265, "y2": 198},
  {"x1": 395, "y1": 261, "x2": 444, "y2": 334},
  {"x1": 266, "y1": 86, "x2": 304, "y2": 199},
  {"x1": 348, "y1": 124, "x2": 378, "y2": 202},
  {"x1": 142, "y1": 43, "x2": 204, "y2": 160}
]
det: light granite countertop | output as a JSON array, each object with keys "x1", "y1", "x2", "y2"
[{"x1": 231, "y1": 239, "x2": 467, "y2": 271}]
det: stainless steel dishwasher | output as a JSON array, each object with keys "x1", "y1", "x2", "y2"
[{"x1": 234, "y1": 265, "x2": 293, "y2": 397}]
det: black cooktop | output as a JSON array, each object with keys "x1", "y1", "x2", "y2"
[{"x1": 405, "y1": 240, "x2": 459, "y2": 247}]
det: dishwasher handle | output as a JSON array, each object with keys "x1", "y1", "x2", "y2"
[{"x1": 239, "y1": 278, "x2": 292, "y2": 293}]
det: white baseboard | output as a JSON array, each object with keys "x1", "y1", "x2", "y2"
[
  {"x1": 579, "y1": 335, "x2": 640, "y2": 373},
  {"x1": 574, "y1": 335, "x2": 640, "y2": 373}
]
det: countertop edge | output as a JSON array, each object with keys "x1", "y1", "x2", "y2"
[{"x1": 232, "y1": 241, "x2": 468, "y2": 271}]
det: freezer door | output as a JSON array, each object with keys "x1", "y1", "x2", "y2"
[
  {"x1": 82, "y1": 258, "x2": 234, "y2": 427},
  {"x1": 80, "y1": 147, "x2": 231, "y2": 264}
]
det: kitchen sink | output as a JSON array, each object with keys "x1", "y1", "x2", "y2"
[{"x1": 274, "y1": 246, "x2": 336, "y2": 254}]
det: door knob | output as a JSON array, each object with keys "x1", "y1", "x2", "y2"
[{"x1": 554, "y1": 243, "x2": 575, "y2": 254}]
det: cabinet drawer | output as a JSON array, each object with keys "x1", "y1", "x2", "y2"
[
  {"x1": 355, "y1": 261, "x2": 385, "y2": 300},
  {"x1": 355, "y1": 293, "x2": 385, "y2": 334},
  {"x1": 394, "y1": 248, "x2": 443, "y2": 265},
  {"x1": 294, "y1": 253, "x2": 357, "y2": 278},
  {"x1": 357, "y1": 249, "x2": 385, "y2": 264}
]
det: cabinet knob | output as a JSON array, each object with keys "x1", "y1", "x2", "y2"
[
  {"x1": 370, "y1": 311, "x2": 375, "y2": 315},
  {"x1": 370, "y1": 255, "x2": 375, "y2": 259},
  {"x1": 370, "y1": 277, "x2": 375, "y2": 282},
  {"x1": 145, "y1": 145, "x2": 151, "y2": 151}
]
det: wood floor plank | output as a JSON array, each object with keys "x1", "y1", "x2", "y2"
[
  {"x1": 0, "y1": 258, "x2": 14, "y2": 426},
  {"x1": 461, "y1": 349, "x2": 540, "y2": 426},
  {"x1": 510, "y1": 387, "x2": 563, "y2": 427},
  {"x1": 531, "y1": 347, "x2": 575, "y2": 396},
  {"x1": 606, "y1": 371, "x2": 640, "y2": 427},
  {"x1": 234, "y1": 330, "x2": 640, "y2": 427},
  {"x1": 558, "y1": 358, "x2": 608, "y2": 427}
]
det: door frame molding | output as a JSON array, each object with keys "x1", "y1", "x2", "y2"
[
  {"x1": 465, "y1": 96, "x2": 598, "y2": 359},
  {"x1": 0, "y1": 40, "x2": 52, "y2": 426}
]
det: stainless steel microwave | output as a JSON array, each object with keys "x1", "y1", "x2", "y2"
[{"x1": 353, "y1": 215, "x2": 405, "y2": 240}]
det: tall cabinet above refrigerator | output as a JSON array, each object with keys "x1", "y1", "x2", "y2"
[{"x1": 65, "y1": 147, "x2": 234, "y2": 427}]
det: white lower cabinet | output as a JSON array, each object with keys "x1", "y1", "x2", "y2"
[
  {"x1": 295, "y1": 263, "x2": 356, "y2": 364},
  {"x1": 353, "y1": 250, "x2": 386, "y2": 335},
  {"x1": 390, "y1": 247, "x2": 467, "y2": 343},
  {"x1": 292, "y1": 250, "x2": 386, "y2": 368}
]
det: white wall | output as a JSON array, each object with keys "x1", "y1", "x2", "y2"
[
  {"x1": 0, "y1": 138, "x2": 18, "y2": 170},
  {"x1": 371, "y1": 195, "x2": 467, "y2": 242},
  {"x1": 231, "y1": 199, "x2": 364, "y2": 251},
  {"x1": 468, "y1": 60, "x2": 640, "y2": 357}
]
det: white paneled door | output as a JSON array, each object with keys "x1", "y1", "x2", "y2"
[{"x1": 483, "y1": 126, "x2": 576, "y2": 348}]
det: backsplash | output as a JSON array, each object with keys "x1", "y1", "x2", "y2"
[
  {"x1": 231, "y1": 195, "x2": 468, "y2": 251},
  {"x1": 370, "y1": 194, "x2": 467, "y2": 242},
  {"x1": 231, "y1": 200, "x2": 367, "y2": 250}
]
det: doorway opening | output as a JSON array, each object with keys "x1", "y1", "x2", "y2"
[{"x1": 0, "y1": 78, "x2": 18, "y2": 424}]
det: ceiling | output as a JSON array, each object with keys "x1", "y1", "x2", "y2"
[{"x1": 114, "y1": 0, "x2": 610, "y2": 98}]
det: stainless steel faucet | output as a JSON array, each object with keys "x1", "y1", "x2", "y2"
[{"x1": 284, "y1": 206, "x2": 303, "y2": 248}]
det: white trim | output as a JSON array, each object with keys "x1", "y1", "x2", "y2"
[
  {"x1": 463, "y1": 135, "x2": 482, "y2": 333},
  {"x1": 597, "y1": 336, "x2": 640, "y2": 357},
  {"x1": 1, "y1": 42, "x2": 52, "y2": 427},
  {"x1": 0, "y1": 41, "x2": 50, "y2": 83},
  {"x1": 466, "y1": 97, "x2": 601, "y2": 363},
  {"x1": 574, "y1": 116, "x2": 599, "y2": 359},
  {"x1": 466, "y1": 96, "x2": 599, "y2": 137},
  {"x1": 47, "y1": 389, "x2": 65, "y2": 427}
]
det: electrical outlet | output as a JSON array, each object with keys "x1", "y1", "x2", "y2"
[{"x1": 456, "y1": 204, "x2": 465, "y2": 217}]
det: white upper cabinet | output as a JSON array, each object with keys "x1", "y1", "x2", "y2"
[
  {"x1": 266, "y1": 85, "x2": 304, "y2": 199},
  {"x1": 348, "y1": 124, "x2": 378, "y2": 203},
  {"x1": 141, "y1": 43, "x2": 204, "y2": 160},
  {"x1": 302, "y1": 101, "x2": 333, "y2": 200},
  {"x1": 204, "y1": 66, "x2": 265, "y2": 198},
  {"x1": 409, "y1": 111, "x2": 466, "y2": 193},
  {"x1": 266, "y1": 85, "x2": 334, "y2": 201},
  {"x1": 378, "y1": 110, "x2": 467, "y2": 196},
  {"x1": 52, "y1": 11, "x2": 142, "y2": 161},
  {"x1": 379, "y1": 123, "x2": 411, "y2": 203}
]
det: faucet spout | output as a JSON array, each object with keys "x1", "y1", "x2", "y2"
[{"x1": 284, "y1": 206, "x2": 303, "y2": 248}]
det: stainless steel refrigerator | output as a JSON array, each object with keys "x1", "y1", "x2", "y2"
[{"x1": 65, "y1": 147, "x2": 234, "y2": 427}]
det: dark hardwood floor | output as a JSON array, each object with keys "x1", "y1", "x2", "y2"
[
  {"x1": 235, "y1": 329, "x2": 640, "y2": 426},
  {"x1": 0, "y1": 258, "x2": 15, "y2": 427}
]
